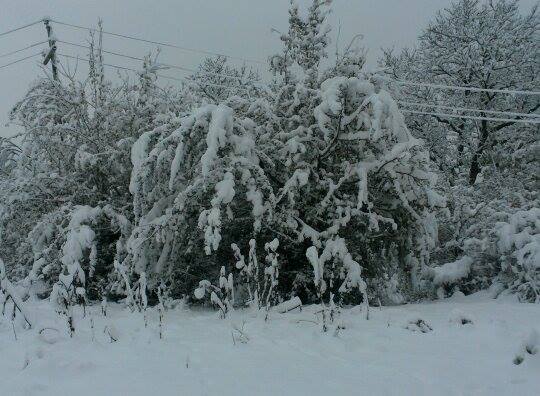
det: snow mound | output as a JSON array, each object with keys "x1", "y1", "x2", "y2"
[
  {"x1": 427, "y1": 256, "x2": 473, "y2": 286},
  {"x1": 448, "y1": 308, "x2": 474, "y2": 325}
]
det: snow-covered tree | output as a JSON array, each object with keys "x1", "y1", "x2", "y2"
[
  {"x1": 124, "y1": 0, "x2": 442, "y2": 309},
  {"x1": 0, "y1": 3, "x2": 446, "y2": 313},
  {"x1": 382, "y1": 0, "x2": 539, "y2": 186},
  {"x1": 381, "y1": 0, "x2": 539, "y2": 301},
  {"x1": 183, "y1": 56, "x2": 263, "y2": 105},
  {"x1": 0, "y1": 34, "x2": 182, "y2": 304}
]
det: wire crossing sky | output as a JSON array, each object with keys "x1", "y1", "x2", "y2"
[{"x1": 0, "y1": 0, "x2": 538, "y2": 137}]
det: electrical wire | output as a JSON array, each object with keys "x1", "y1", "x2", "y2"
[
  {"x1": 0, "y1": 52, "x2": 43, "y2": 70},
  {"x1": 401, "y1": 109, "x2": 540, "y2": 124},
  {"x1": 398, "y1": 101, "x2": 540, "y2": 119},
  {"x1": 55, "y1": 53, "x2": 540, "y2": 114},
  {"x1": 51, "y1": 18, "x2": 265, "y2": 65},
  {"x1": 382, "y1": 77, "x2": 540, "y2": 96},
  {"x1": 0, "y1": 40, "x2": 48, "y2": 58},
  {"x1": 57, "y1": 40, "x2": 253, "y2": 82},
  {"x1": 57, "y1": 52, "x2": 249, "y2": 91},
  {"x1": 0, "y1": 20, "x2": 43, "y2": 38}
]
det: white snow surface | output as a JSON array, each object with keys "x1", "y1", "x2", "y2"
[
  {"x1": 1, "y1": 293, "x2": 539, "y2": 396},
  {"x1": 428, "y1": 256, "x2": 473, "y2": 286},
  {"x1": 129, "y1": 130, "x2": 154, "y2": 194},
  {"x1": 201, "y1": 104, "x2": 233, "y2": 177}
]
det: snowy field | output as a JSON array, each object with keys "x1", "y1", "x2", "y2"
[{"x1": 1, "y1": 293, "x2": 539, "y2": 396}]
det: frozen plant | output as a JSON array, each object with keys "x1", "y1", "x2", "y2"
[
  {"x1": 136, "y1": 272, "x2": 149, "y2": 327},
  {"x1": 262, "y1": 239, "x2": 280, "y2": 320},
  {"x1": 157, "y1": 282, "x2": 166, "y2": 339},
  {"x1": 194, "y1": 266, "x2": 234, "y2": 318},
  {"x1": 231, "y1": 241, "x2": 261, "y2": 308},
  {"x1": 0, "y1": 258, "x2": 33, "y2": 330}
]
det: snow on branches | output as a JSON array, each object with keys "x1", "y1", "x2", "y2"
[
  {"x1": 0, "y1": 0, "x2": 455, "y2": 317},
  {"x1": 110, "y1": 0, "x2": 443, "y2": 311},
  {"x1": 0, "y1": 258, "x2": 34, "y2": 329}
]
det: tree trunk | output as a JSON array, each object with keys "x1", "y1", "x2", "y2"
[{"x1": 468, "y1": 120, "x2": 489, "y2": 185}]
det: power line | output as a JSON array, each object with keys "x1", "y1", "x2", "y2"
[
  {"x1": 58, "y1": 40, "x2": 148, "y2": 62},
  {"x1": 0, "y1": 52, "x2": 43, "y2": 70},
  {"x1": 401, "y1": 109, "x2": 540, "y2": 124},
  {"x1": 399, "y1": 101, "x2": 540, "y2": 120},
  {"x1": 0, "y1": 20, "x2": 43, "y2": 38},
  {"x1": 57, "y1": 40, "x2": 253, "y2": 82},
  {"x1": 58, "y1": 52, "x2": 139, "y2": 72},
  {"x1": 0, "y1": 41, "x2": 48, "y2": 59},
  {"x1": 57, "y1": 53, "x2": 191, "y2": 84},
  {"x1": 51, "y1": 18, "x2": 265, "y2": 65},
  {"x1": 382, "y1": 77, "x2": 540, "y2": 96},
  {"x1": 57, "y1": 53, "x2": 249, "y2": 91}
]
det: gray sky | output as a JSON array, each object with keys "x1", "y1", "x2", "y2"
[{"x1": 1, "y1": 0, "x2": 537, "y2": 138}]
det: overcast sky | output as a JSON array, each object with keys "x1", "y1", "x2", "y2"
[{"x1": 1, "y1": 0, "x2": 537, "y2": 137}]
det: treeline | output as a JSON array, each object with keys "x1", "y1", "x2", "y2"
[{"x1": 0, "y1": 0, "x2": 537, "y2": 324}]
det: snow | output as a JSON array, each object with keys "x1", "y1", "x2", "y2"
[
  {"x1": 522, "y1": 329, "x2": 539, "y2": 356},
  {"x1": 129, "y1": 130, "x2": 154, "y2": 194},
  {"x1": 448, "y1": 308, "x2": 475, "y2": 325},
  {"x1": 201, "y1": 104, "x2": 233, "y2": 177},
  {"x1": 355, "y1": 163, "x2": 369, "y2": 209},
  {"x1": 495, "y1": 208, "x2": 540, "y2": 270},
  {"x1": 246, "y1": 184, "x2": 265, "y2": 232},
  {"x1": 274, "y1": 296, "x2": 302, "y2": 313},
  {"x1": 1, "y1": 294, "x2": 539, "y2": 395},
  {"x1": 211, "y1": 172, "x2": 236, "y2": 206},
  {"x1": 427, "y1": 256, "x2": 473, "y2": 286},
  {"x1": 314, "y1": 77, "x2": 347, "y2": 139},
  {"x1": 0, "y1": 259, "x2": 34, "y2": 328},
  {"x1": 193, "y1": 286, "x2": 206, "y2": 300},
  {"x1": 56, "y1": 206, "x2": 102, "y2": 291},
  {"x1": 168, "y1": 136, "x2": 185, "y2": 191},
  {"x1": 306, "y1": 246, "x2": 324, "y2": 292},
  {"x1": 194, "y1": 280, "x2": 211, "y2": 300},
  {"x1": 1, "y1": 2, "x2": 538, "y2": 394}
]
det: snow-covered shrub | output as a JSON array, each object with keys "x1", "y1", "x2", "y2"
[
  {"x1": 123, "y1": 101, "x2": 275, "y2": 296},
  {"x1": 262, "y1": 239, "x2": 280, "y2": 318},
  {"x1": 231, "y1": 239, "x2": 262, "y2": 308},
  {"x1": 492, "y1": 209, "x2": 539, "y2": 302},
  {"x1": 481, "y1": 209, "x2": 540, "y2": 302},
  {"x1": 0, "y1": 2, "x2": 443, "y2": 312},
  {"x1": 27, "y1": 205, "x2": 130, "y2": 302},
  {"x1": 0, "y1": 37, "x2": 182, "y2": 303},
  {"x1": 307, "y1": 238, "x2": 368, "y2": 330},
  {"x1": 423, "y1": 256, "x2": 473, "y2": 298},
  {"x1": 29, "y1": 205, "x2": 130, "y2": 335},
  {"x1": 381, "y1": 0, "x2": 539, "y2": 301},
  {"x1": 121, "y1": 0, "x2": 442, "y2": 309},
  {"x1": 0, "y1": 258, "x2": 33, "y2": 329},
  {"x1": 194, "y1": 266, "x2": 234, "y2": 318},
  {"x1": 430, "y1": 205, "x2": 539, "y2": 303}
]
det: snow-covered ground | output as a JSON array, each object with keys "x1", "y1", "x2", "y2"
[{"x1": 1, "y1": 293, "x2": 539, "y2": 396}]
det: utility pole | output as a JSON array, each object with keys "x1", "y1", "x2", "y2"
[{"x1": 42, "y1": 18, "x2": 58, "y2": 81}]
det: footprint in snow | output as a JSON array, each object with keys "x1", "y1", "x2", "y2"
[{"x1": 403, "y1": 318, "x2": 433, "y2": 333}]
